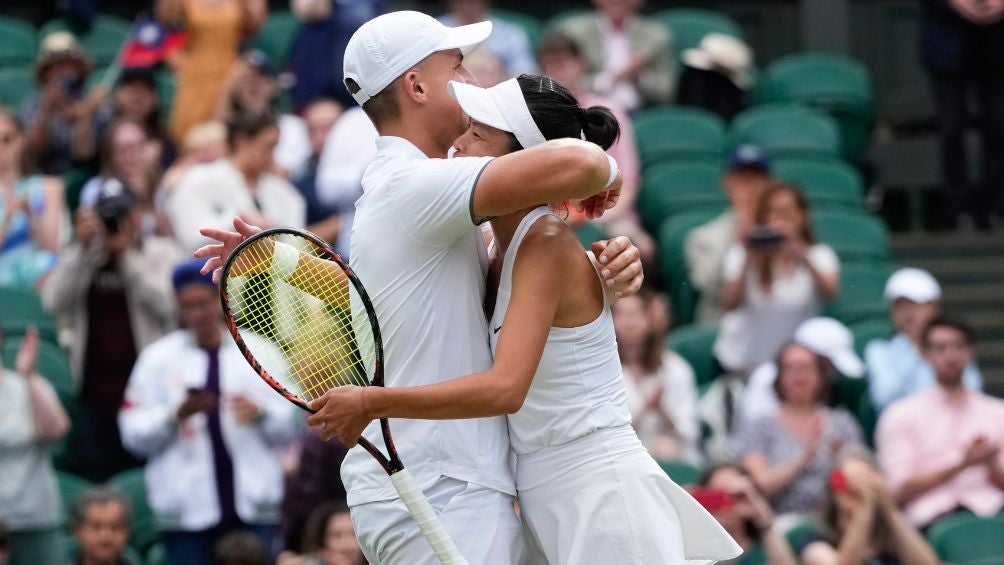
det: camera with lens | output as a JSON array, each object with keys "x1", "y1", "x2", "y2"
[
  {"x1": 745, "y1": 225, "x2": 786, "y2": 251},
  {"x1": 94, "y1": 178, "x2": 137, "y2": 234}
]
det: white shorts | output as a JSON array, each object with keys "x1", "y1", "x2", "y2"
[
  {"x1": 516, "y1": 426, "x2": 742, "y2": 565},
  {"x1": 350, "y1": 477, "x2": 523, "y2": 565}
]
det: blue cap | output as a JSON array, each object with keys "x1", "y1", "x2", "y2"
[
  {"x1": 172, "y1": 259, "x2": 216, "y2": 290},
  {"x1": 728, "y1": 144, "x2": 769, "y2": 172}
]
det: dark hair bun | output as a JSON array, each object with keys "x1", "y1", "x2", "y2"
[{"x1": 582, "y1": 106, "x2": 620, "y2": 150}]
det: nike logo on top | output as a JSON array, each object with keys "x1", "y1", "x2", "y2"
[{"x1": 493, "y1": 325, "x2": 502, "y2": 334}]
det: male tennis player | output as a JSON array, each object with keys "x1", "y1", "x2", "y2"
[{"x1": 196, "y1": 11, "x2": 643, "y2": 564}]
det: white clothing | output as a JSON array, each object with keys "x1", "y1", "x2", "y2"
[
  {"x1": 119, "y1": 330, "x2": 296, "y2": 531},
  {"x1": 623, "y1": 351, "x2": 702, "y2": 464},
  {"x1": 316, "y1": 107, "x2": 379, "y2": 257},
  {"x1": 490, "y1": 207, "x2": 630, "y2": 454},
  {"x1": 596, "y1": 17, "x2": 641, "y2": 111},
  {"x1": 714, "y1": 243, "x2": 840, "y2": 373},
  {"x1": 740, "y1": 362, "x2": 782, "y2": 424},
  {"x1": 274, "y1": 113, "x2": 312, "y2": 177},
  {"x1": 342, "y1": 136, "x2": 514, "y2": 510},
  {"x1": 350, "y1": 478, "x2": 522, "y2": 565},
  {"x1": 167, "y1": 160, "x2": 306, "y2": 252},
  {"x1": 490, "y1": 208, "x2": 739, "y2": 563}
]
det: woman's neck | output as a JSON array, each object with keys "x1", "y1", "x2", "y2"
[
  {"x1": 490, "y1": 206, "x2": 538, "y2": 255},
  {"x1": 0, "y1": 164, "x2": 20, "y2": 189},
  {"x1": 780, "y1": 402, "x2": 818, "y2": 417}
]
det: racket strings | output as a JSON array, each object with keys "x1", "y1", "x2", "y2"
[{"x1": 225, "y1": 234, "x2": 377, "y2": 401}]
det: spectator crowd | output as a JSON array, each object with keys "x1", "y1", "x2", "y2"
[{"x1": 0, "y1": 1, "x2": 1003, "y2": 564}]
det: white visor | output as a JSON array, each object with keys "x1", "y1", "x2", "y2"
[{"x1": 448, "y1": 78, "x2": 547, "y2": 149}]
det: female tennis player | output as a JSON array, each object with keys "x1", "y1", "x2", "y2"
[{"x1": 310, "y1": 75, "x2": 741, "y2": 564}]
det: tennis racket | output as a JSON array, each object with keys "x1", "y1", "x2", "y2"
[{"x1": 219, "y1": 227, "x2": 467, "y2": 565}]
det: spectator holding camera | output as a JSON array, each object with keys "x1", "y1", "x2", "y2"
[
  {"x1": 799, "y1": 447, "x2": 939, "y2": 565},
  {"x1": 733, "y1": 342, "x2": 863, "y2": 518},
  {"x1": 876, "y1": 316, "x2": 1004, "y2": 530},
  {"x1": 42, "y1": 178, "x2": 180, "y2": 483},
  {"x1": 0, "y1": 107, "x2": 67, "y2": 288},
  {"x1": 0, "y1": 326, "x2": 70, "y2": 565},
  {"x1": 693, "y1": 463, "x2": 797, "y2": 565},
  {"x1": 714, "y1": 182, "x2": 839, "y2": 376},
  {"x1": 686, "y1": 145, "x2": 774, "y2": 325}
]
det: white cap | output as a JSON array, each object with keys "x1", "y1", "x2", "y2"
[
  {"x1": 884, "y1": 267, "x2": 942, "y2": 303},
  {"x1": 343, "y1": 11, "x2": 492, "y2": 106},
  {"x1": 447, "y1": 78, "x2": 547, "y2": 149},
  {"x1": 681, "y1": 33, "x2": 753, "y2": 89},
  {"x1": 794, "y1": 317, "x2": 865, "y2": 378}
]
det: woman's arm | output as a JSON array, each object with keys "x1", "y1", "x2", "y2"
[
  {"x1": 239, "y1": 0, "x2": 267, "y2": 36},
  {"x1": 804, "y1": 256, "x2": 839, "y2": 300},
  {"x1": 17, "y1": 329, "x2": 70, "y2": 443},
  {"x1": 720, "y1": 250, "x2": 752, "y2": 311},
  {"x1": 29, "y1": 176, "x2": 66, "y2": 252},
  {"x1": 875, "y1": 480, "x2": 940, "y2": 565},
  {"x1": 743, "y1": 450, "x2": 815, "y2": 499}
]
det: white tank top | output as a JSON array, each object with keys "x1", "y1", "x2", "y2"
[{"x1": 489, "y1": 207, "x2": 631, "y2": 455}]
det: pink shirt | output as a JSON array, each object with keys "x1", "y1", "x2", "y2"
[{"x1": 876, "y1": 385, "x2": 1004, "y2": 527}]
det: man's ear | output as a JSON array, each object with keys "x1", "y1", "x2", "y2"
[{"x1": 401, "y1": 69, "x2": 426, "y2": 104}]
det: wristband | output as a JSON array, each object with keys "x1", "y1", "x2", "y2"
[
  {"x1": 271, "y1": 241, "x2": 299, "y2": 280},
  {"x1": 604, "y1": 154, "x2": 619, "y2": 189}
]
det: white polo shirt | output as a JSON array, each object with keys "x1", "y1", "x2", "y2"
[{"x1": 342, "y1": 136, "x2": 513, "y2": 507}]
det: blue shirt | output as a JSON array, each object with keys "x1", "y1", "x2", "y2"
[{"x1": 865, "y1": 332, "x2": 983, "y2": 412}]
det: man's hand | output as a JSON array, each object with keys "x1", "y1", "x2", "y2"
[
  {"x1": 306, "y1": 386, "x2": 373, "y2": 446},
  {"x1": 15, "y1": 326, "x2": 39, "y2": 377},
  {"x1": 176, "y1": 389, "x2": 217, "y2": 421},
  {"x1": 591, "y1": 236, "x2": 644, "y2": 300},
  {"x1": 193, "y1": 216, "x2": 263, "y2": 283},
  {"x1": 963, "y1": 437, "x2": 999, "y2": 467},
  {"x1": 230, "y1": 394, "x2": 262, "y2": 424},
  {"x1": 575, "y1": 170, "x2": 622, "y2": 220}
]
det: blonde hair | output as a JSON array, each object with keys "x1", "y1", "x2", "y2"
[{"x1": 183, "y1": 121, "x2": 227, "y2": 155}]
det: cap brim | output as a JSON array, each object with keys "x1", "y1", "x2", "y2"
[
  {"x1": 832, "y1": 351, "x2": 865, "y2": 378},
  {"x1": 448, "y1": 81, "x2": 511, "y2": 133},
  {"x1": 682, "y1": 49, "x2": 713, "y2": 70},
  {"x1": 437, "y1": 20, "x2": 492, "y2": 55}
]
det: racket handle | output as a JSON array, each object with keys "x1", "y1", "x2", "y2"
[{"x1": 389, "y1": 469, "x2": 469, "y2": 565}]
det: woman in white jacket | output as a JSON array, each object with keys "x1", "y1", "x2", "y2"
[{"x1": 119, "y1": 259, "x2": 296, "y2": 565}]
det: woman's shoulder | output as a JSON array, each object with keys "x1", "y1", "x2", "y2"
[{"x1": 520, "y1": 213, "x2": 584, "y2": 258}]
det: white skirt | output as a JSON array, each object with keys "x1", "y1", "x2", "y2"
[{"x1": 516, "y1": 425, "x2": 742, "y2": 565}]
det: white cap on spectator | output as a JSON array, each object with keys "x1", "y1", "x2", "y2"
[
  {"x1": 343, "y1": 11, "x2": 492, "y2": 106},
  {"x1": 794, "y1": 317, "x2": 865, "y2": 378},
  {"x1": 883, "y1": 267, "x2": 942, "y2": 304},
  {"x1": 681, "y1": 33, "x2": 753, "y2": 89},
  {"x1": 448, "y1": 78, "x2": 547, "y2": 149}
]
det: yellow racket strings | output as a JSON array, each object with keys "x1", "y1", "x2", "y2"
[{"x1": 226, "y1": 234, "x2": 376, "y2": 401}]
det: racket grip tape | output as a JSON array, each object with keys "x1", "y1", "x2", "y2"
[{"x1": 389, "y1": 469, "x2": 469, "y2": 565}]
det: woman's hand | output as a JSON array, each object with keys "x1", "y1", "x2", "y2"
[
  {"x1": 15, "y1": 326, "x2": 39, "y2": 377},
  {"x1": 306, "y1": 385, "x2": 373, "y2": 445}
]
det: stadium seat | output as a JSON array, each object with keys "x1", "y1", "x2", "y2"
[
  {"x1": 0, "y1": 286, "x2": 58, "y2": 340},
  {"x1": 38, "y1": 16, "x2": 132, "y2": 66},
  {"x1": 731, "y1": 105, "x2": 842, "y2": 158},
  {"x1": 656, "y1": 211, "x2": 719, "y2": 325},
  {"x1": 154, "y1": 68, "x2": 176, "y2": 123},
  {"x1": 491, "y1": 9, "x2": 543, "y2": 49},
  {"x1": 785, "y1": 519, "x2": 820, "y2": 554},
  {"x1": 657, "y1": 460, "x2": 701, "y2": 486},
  {"x1": 252, "y1": 11, "x2": 299, "y2": 66},
  {"x1": 667, "y1": 324, "x2": 720, "y2": 389},
  {"x1": 811, "y1": 209, "x2": 891, "y2": 264},
  {"x1": 771, "y1": 158, "x2": 864, "y2": 210},
  {"x1": 825, "y1": 263, "x2": 893, "y2": 326},
  {"x1": 857, "y1": 391, "x2": 879, "y2": 447},
  {"x1": 652, "y1": 8, "x2": 744, "y2": 55},
  {"x1": 574, "y1": 221, "x2": 607, "y2": 251},
  {"x1": 927, "y1": 512, "x2": 1004, "y2": 564},
  {"x1": 0, "y1": 16, "x2": 38, "y2": 67},
  {"x1": 541, "y1": 9, "x2": 592, "y2": 36},
  {"x1": 0, "y1": 66, "x2": 37, "y2": 109},
  {"x1": 108, "y1": 468, "x2": 161, "y2": 554},
  {"x1": 763, "y1": 53, "x2": 874, "y2": 158},
  {"x1": 849, "y1": 318, "x2": 894, "y2": 358},
  {"x1": 146, "y1": 543, "x2": 168, "y2": 565},
  {"x1": 56, "y1": 471, "x2": 92, "y2": 528},
  {"x1": 632, "y1": 106, "x2": 727, "y2": 169},
  {"x1": 638, "y1": 161, "x2": 727, "y2": 233},
  {"x1": 63, "y1": 166, "x2": 97, "y2": 215}
]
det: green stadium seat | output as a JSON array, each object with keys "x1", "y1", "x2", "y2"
[
  {"x1": 0, "y1": 286, "x2": 58, "y2": 340},
  {"x1": 849, "y1": 318, "x2": 894, "y2": 358},
  {"x1": 491, "y1": 9, "x2": 543, "y2": 49},
  {"x1": 825, "y1": 263, "x2": 893, "y2": 326},
  {"x1": 252, "y1": 11, "x2": 299, "y2": 66},
  {"x1": 0, "y1": 66, "x2": 37, "y2": 109},
  {"x1": 56, "y1": 471, "x2": 92, "y2": 528},
  {"x1": 657, "y1": 459, "x2": 701, "y2": 486},
  {"x1": 656, "y1": 211, "x2": 719, "y2": 325},
  {"x1": 763, "y1": 53, "x2": 873, "y2": 158},
  {"x1": 653, "y1": 8, "x2": 744, "y2": 55},
  {"x1": 927, "y1": 512, "x2": 1004, "y2": 564},
  {"x1": 731, "y1": 105, "x2": 841, "y2": 158},
  {"x1": 38, "y1": 16, "x2": 132, "y2": 66},
  {"x1": 154, "y1": 69, "x2": 177, "y2": 123},
  {"x1": 812, "y1": 209, "x2": 891, "y2": 264},
  {"x1": 771, "y1": 158, "x2": 864, "y2": 210},
  {"x1": 633, "y1": 106, "x2": 727, "y2": 169},
  {"x1": 574, "y1": 221, "x2": 607, "y2": 251},
  {"x1": 108, "y1": 468, "x2": 160, "y2": 554},
  {"x1": 146, "y1": 543, "x2": 168, "y2": 565},
  {"x1": 63, "y1": 166, "x2": 97, "y2": 215},
  {"x1": 857, "y1": 390, "x2": 879, "y2": 446},
  {"x1": 638, "y1": 161, "x2": 727, "y2": 233},
  {"x1": 784, "y1": 519, "x2": 820, "y2": 555},
  {"x1": 0, "y1": 16, "x2": 38, "y2": 67},
  {"x1": 668, "y1": 324, "x2": 720, "y2": 388},
  {"x1": 541, "y1": 9, "x2": 592, "y2": 36}
]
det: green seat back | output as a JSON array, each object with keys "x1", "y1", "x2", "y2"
[
  {"x1": 811, "y1": 209, "x2": 891, "y2": 264},
  {"x1": 638, "y1": 161, "x2": 726, "y2": 233},
  {"x1": 0, "y1": 66, "x2": 37, "y2": 109},
  {"x1": 63, "y1": 166, "x2": 96, "y2": 215},
  {"x1": 491, "y1": 9, "x2": 543, "y2": 49},
  {"x1": 574, "y1": 221, "x2": 607, "y2": 251},
  {"x1": 927, "y1": 513, "x2": 1004, "y2": 564},
  {"x1": 825, "y1": 263, "x2": 893, "y2": 326},
  {"x1": 0, "y1": 16, "x2": 38, "y2": 67},
  {"x1": 785, "y1": 520, "x2": 821, "y2": 554},
  {"x1": 146, "y1": 542, "x2": 168, "y2": 565},
  {"x1": 39, "y1": 16, "x2": 132, "y2": 66},
  {"x1": 252, "y1": 11, "x2": 300, "y2": 66},
  {"x1": 108, "y1": 468, "x2": 160, "y2": 554},
  {"x1": 849, "y1": 318, "x2": 894, "y2": 358},
  {"x1": 771, "y1": 158, "x2": 864, "y2": 209},
  {"x1": 653, "y1": 8, "x2": 744, "y2": 54},
  {"x1": 541, "y1": 9, "x2": 592, "y2": 36},
  {"x1": 0, "y1": 286, "x2": 58, "y2": 341},
  {"x1": 668, "y1": 324, "x2": 720, "y2": 388},
  {"x1": 56, "y1": 471, "x2": 92, "y2": 528},
  {"x1": 154, "y1": 68, "x2": 177, "y2": 123},
  {"x1": 731, "y1": 105, "x2": 841, "y2": 158},
  {"x1": 633, "y1": 106, "x2": 726, "y2": 169},
  {"x1": 656, "y1": 211, "x2": 718, "y2": 325},
  {"x1": 657, "y1": 459, "x2": 702, "y2": 486}
]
